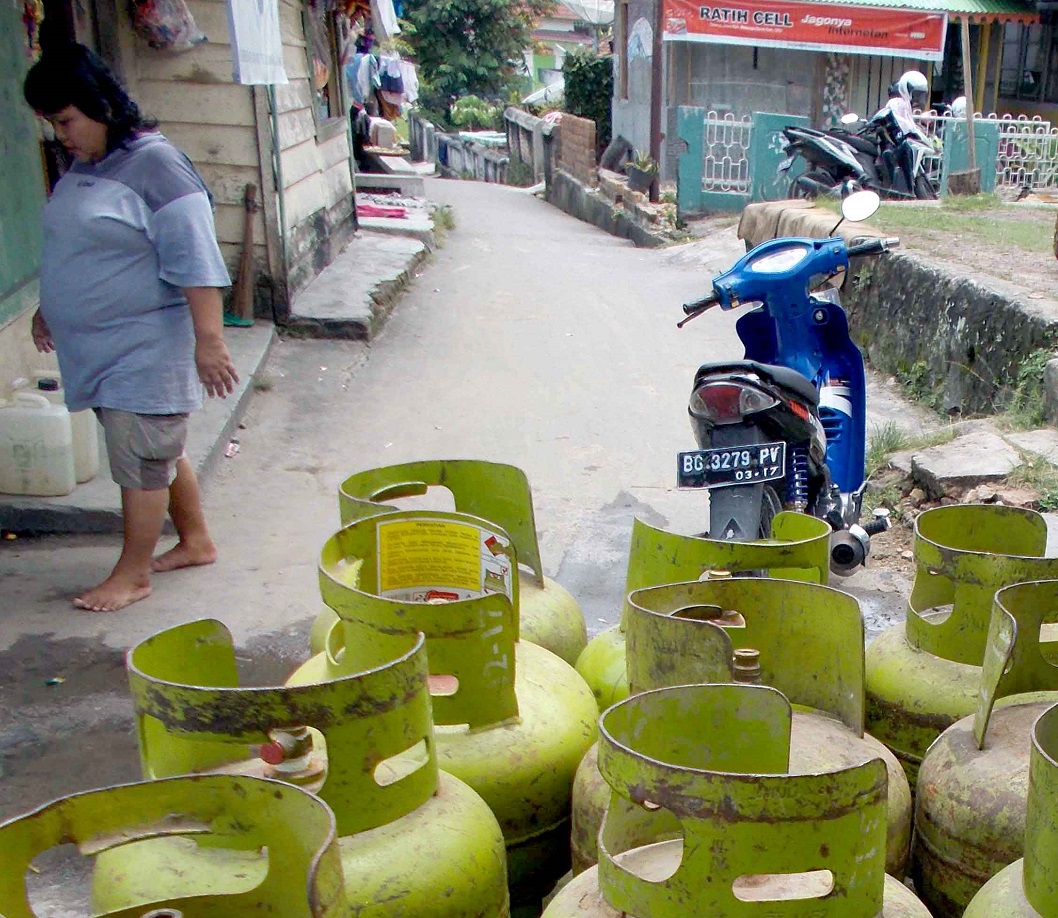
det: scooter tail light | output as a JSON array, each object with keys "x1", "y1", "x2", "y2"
[
  {"x1": 789, "y1": 399, "x2": 810, "y2": 421},
  {"x1": 689, "y1": 382, "x2": 778, "y2": 423}
]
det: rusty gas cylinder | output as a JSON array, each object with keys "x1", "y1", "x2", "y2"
[
  {"x1": 91, "y1": 620, "x2": 510, "y2": 918},
  {"x1": 570, "y1": 578, "x2": 912, "y2": 878},
  {"x1": 866, "y1": 504, "x2": 1058, "y2": 787},
  {"x1": 309, "y1": 460, "x2": 587, "y2": 665},
  {"x1": 912, "y1": 580, "x2": 1058, "y2": 918},
  {"x1": 963, "y1": 701, "x2": 1058, "y2": 918},
  {"x1": 552, "y1": 683, "x2": 931, "y2": 918},
  {"x1": 574, "y1": 513, "x2": 832, "y2": 711},
  {"x1": 292, "y1": 510, "x2": 597, "y2": 913}
]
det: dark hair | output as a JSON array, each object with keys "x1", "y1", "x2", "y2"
[{"x1": 23, "y1": 41, "x2": 155, "y2": 152}]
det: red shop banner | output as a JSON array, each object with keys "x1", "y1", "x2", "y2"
[{"x1": 663, "y1": 0, "x2": 947, "y2": 59}]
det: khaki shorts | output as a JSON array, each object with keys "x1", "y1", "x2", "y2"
[{"x1": 95, "y1": 408, "x2": 189, "y2": 490}]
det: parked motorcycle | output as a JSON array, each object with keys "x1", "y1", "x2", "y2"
[
  {"x1": 676, "y1": 190, "x2": 897, "y2": 574},
  {"x1": 781, "y1": 110, "x2": 938, "y2": 201}
]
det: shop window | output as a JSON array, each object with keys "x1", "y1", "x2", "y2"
[
  {"x1": 304, "y1": 7, "x2": 345, "y2": 136},
  {"x1": 999, "y1": 14, "x2": 1058, "y2": 103}
]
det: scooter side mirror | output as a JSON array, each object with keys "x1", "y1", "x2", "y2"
[
  {"x1": 840, "y1": 190, "x2": 881, "y2": 223},
  {"x1": 841, "y1": 112, "x2": 861, "y2": 124}
]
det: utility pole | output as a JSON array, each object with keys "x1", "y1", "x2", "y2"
[{"x1": 649, "y1": 0, "x2": 663, "y2": 202}]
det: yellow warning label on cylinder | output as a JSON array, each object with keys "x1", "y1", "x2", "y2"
[{"x1": 378, "y1": 519, "x2": 481, "y2": 593}]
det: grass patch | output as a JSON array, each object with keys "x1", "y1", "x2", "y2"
[
  {"x1": 864, "y1": 421, "x2": 957, "y2": 478},
  {"x1": 1007, "y1": 454, "x2": 1058, "y2": 511},
  {"x1": 817, "y1": 194, "x2": 1049, "y2": 254},
  {"x1": 871, "y1": 200, "x2": 1049, "y2": 254},
  {"x1": 432, "y1": 205, "x2": 456, "y2": 246},
  {"x1": 993, "y1": 348, "x2": 1055, "y2": 431}
]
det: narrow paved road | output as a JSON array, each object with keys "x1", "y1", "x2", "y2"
[{"x1": 0, "y1": 178, "x2": 928, "y2": 828}]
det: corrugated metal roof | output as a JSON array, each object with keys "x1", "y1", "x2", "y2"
[{"x1": 814, "y1": 0, "x2": 1038, "y2": 22}]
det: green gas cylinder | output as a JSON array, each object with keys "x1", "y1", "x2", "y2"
[
  {"x1": 0, "y1": 774, "x2": 347, "y2": 916},
  {"x1": 291, "y1": 509, "x2": 598, "y2": 912},
  {"x1": 964, "y1": 701, "x2": 1058, "y2": 918},
  {"x1": 549, "y1": 683, "x2": 931, "y2": 918},
  {"x1": 308, "y1": 460, "x2": 587, "y2": 665},
  {"x1": 571, "y1": 577, "x2": 912, "y2": 878},
  {"x1": 866, "y1": 504, "x2": 1058, "y2": 786},
  {"x1": 574, "y1": 512, "x2": 832, "y2": 710},
  {"x1": 91, "y1": 621, "x2": 510, "y2": 918},
  {"x1": 913, "y1": 580, "x2": 1058, "y2": 918}
]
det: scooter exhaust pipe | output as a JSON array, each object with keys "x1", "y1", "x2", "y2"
[{"x1": 830, "y1": 525, "x2": 870, "y2": 575}]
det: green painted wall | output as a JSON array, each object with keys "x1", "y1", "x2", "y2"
[{"x1": 0, "y1": 10, "x2": 45, "y2": 329}]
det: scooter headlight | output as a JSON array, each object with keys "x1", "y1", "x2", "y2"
[{"x1": 689, "y1": 381, "x2": 779, "y2": 423}]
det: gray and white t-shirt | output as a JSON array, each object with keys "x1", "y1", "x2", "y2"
[{"x1": 39, "y1": 132, "x2": 231, "y2": 414}]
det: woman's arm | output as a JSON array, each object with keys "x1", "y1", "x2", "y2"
[{"x1": 184, "y1": 286, "x2": 239, "y2": 398}]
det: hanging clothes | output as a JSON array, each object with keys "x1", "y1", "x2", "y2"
[
  {"x1": 371, "y1": 0, "x2": 400, "y2": 38},
  {"x1": 397, "y1": 60, "x2": 419, "y2": 104},
  {"x1": 345, "y1": 51, "x2": 379, "y2": 103}
]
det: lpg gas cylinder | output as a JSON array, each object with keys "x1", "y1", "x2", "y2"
[
  {"x1": 963, "y1": 701, "x2": 1058, "y2": 918},
  {"x1": 308, "y1": 460, "x2": 587, "y2": 664},
  {"x1": 550, "y1": 684, "x2": 931, "y2": 918},
  {"x1": 571, "y1": 577, "x2": 912, "y2": 878},
  {"x1": 913, "y1": 580, "x2": 1058, "y2": 918},
  {"x1": 866, "y1": 504, "x2": 1058, "y2": 786},
  {"x1": 92, "y1": 620, "x2": 510, "y2": 918},
  {"x1": 291, "y1": 509, "x2": 598, "y2": 913},
  {"x1": 574, "y1": 512, "x2": 831, "y2": 710},
  {"x1": 0, "y1": 774, "x2": 347, "y2": 917}
]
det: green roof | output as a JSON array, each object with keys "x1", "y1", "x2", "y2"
[{"x1": 816, "y1": 0, "x2": 1038, "y2": 20}]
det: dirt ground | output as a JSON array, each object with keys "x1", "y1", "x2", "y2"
[{"x1": 868, "y1": 199, "x2": 1058, "y2": 294}]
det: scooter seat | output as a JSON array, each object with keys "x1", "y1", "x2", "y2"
[
  {"x1": 836, "y1": 132, "x2": 879, "y2": 156},
  {"x1": 695, "y1": 360, "x2": 819, "y2": 406}
]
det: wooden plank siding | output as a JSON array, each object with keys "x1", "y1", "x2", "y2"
[
  {"x1": 118, "y1": 0, "x2": 354, "y2": 313},
  {"x1": 274, "y1": 0, "x2": 356, "y2": 302},
  {"x1": 124, "y1": 0, "x2": 270, "y2": 296}
]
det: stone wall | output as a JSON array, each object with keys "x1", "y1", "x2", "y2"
[
  {"x1": 738, "y1": 201, "x2": 1058, "y2": 417},
  {"x1": 556, "y1": 114, "x2": 598, "y2": 188},
  {"x1": 505, "y1": 107, "x2": 554, "y2": 184}
]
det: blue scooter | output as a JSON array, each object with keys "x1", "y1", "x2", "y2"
[{"x1": 676, "y1": 190, "x2": 898, "y2": 574}]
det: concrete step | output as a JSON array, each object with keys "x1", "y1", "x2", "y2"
[{"x1": 285, "y1": 231, "x2": 429, "y2": 340}]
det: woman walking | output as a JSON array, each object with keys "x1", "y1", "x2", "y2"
[{"x1": 24, "y1": 41, "x2": 238, "y2": 612}]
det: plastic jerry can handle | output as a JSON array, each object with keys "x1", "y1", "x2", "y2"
[{"x1": 13, "y1": 392, "x2": 53, "y2": 410}]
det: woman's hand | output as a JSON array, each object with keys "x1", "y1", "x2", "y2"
[
  {"x1": 31, "y1": 310, "x2": 55, "y2": 353},
  {"x1": 195, "y1": 335, "x2": 239, "y2": 398},
  {"x1": 184, "y1": 287, "x2": 240, "y2": 398}
]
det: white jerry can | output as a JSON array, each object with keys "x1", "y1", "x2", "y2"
[
  {"x1": 32, "y1": 375, "x2": 100, "y2": 483},
  {"x1": 0, "y1": 392, "x2": 76, "y2": 496}
]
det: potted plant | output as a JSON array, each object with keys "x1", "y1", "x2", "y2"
[{"x1": 625, "y1": 151, "x2": 658, "y2": 193}]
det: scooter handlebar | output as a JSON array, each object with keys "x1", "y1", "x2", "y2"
[
  {"x1": 847, "y1": 237, "x2": 900, "y2": 257},
  {"x1": 682, "y1": 291, "x2": 720, "y2": 315}
]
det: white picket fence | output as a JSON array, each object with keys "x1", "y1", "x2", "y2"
[
  {"x1": 702, "y1": 110, "x2": 753, "y2": 193},
  {"x1": 916, "y1": 110, "x2": 1058, "y2": 192}
]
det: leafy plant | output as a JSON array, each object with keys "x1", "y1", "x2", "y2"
[
  {"x1": 402, "y1": 0, "x2": 555, "y2": 107},
  {"x1": 995, "y1": 348, "x2": 1055, "y2": 430},
  {"x1": 563, "y1": 46, "x2": 613, "y2": 153},
  {"x1": 449, "y1": 95, "x2": 502, "y2": 130},
  {"x1": 626, "y1": 150, "x2": 658, "y2": 174}
]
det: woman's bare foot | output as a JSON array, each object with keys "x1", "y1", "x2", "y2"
[
  {"x1": 152, "y1": 539, "x2": 217, "y2": 573},
  {"x1": 73, "y1": 575, "x2": 152, "y2": 612}
]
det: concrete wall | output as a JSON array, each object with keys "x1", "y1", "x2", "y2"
[
  {"x1": 612, "y1": 0, "x2": 653, "y2": 160},
  {"x1": 556, "y1": 114, "x2": 598, "y2": 187},
  {"x1": 505, "y1": 107, "x2": 553, "y2": 183}
]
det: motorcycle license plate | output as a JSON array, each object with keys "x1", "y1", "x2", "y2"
[
  {"x1": 777, "y1": 155, "x2": 795, "y2": 173},
  {"x1": 676, "y1": 442, "x2": 786, "y2": 490}
]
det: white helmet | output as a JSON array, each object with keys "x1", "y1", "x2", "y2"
[
  {"x1": 896, "y1": 70, "x2": 929, "y2": 108},
  {"x1": 950, "y1": 95, "x2": 966, "y2": 118}
]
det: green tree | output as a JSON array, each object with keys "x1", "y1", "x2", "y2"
[{"x1": 403, "y1": 0, "x2": 555, "y2": 107}]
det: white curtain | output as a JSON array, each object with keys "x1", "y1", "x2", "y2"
[{"x1": 226, "y1": 0, "x2": 288, "y2": 84}]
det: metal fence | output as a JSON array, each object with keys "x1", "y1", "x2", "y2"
[
  {"x1": 916, "y1": 111, "x2": 1058, "y2": 192},
  {"x1": 702, "y1": 110, "x2": 753, "y2": 193}
]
